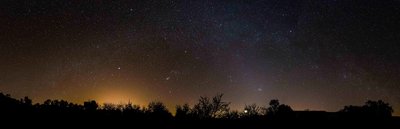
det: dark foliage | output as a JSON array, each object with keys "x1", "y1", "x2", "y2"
[
  {"x1": 340, "y1": 100, "x2": 393, "y2": 118},
  {"x1": 0, "y1": 92, "x2": 398, "y2": 128},
  {"x1": 266, "y1": 99, "x2": 294, "y2": 118}
]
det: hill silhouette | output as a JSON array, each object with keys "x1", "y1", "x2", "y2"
[{"x1": 0, "y1": 92, "x2": 399, "y2": 128}]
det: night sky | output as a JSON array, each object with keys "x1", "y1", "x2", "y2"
[{"x1": 1, "y1": 0, "x2": 400, "y2": 115}]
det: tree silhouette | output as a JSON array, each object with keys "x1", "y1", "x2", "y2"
[
  {"x1": 176, "y1": 103, "x2": 191, "y2": 119},
  {"x1": 363, "y1": 100, "x2": 393, "y2": 117},
  {"x1": 123, "y1": 102, "x2": 143, "y2": 117},
  {"x1": 84, "y1": 100, "x2": 98, "y2": 111},
  {"x1": 192, "y1": 93, "x2": 230, "y2": 119},
  {"x1": 21, "y1": 96, "x2": 32, "y2": 106},
  {"x1": 276, "y1": 104, "x2": 293, "y2": 115},
  {"x1": 340, "y1": 100, "x2": 393, "y2": 118},
  {"x1": 267, "y1": 99, "x2": 279, "y2": 114},
  {"x1": 223, "y1": 110, "x2": 240, "y2": 120},
  {"x1": 99, "y1": 103, "x2": 124, "y2": 117},
  {"x1": 266, "y1": 99, "x2": 280, "y2": 116},
  {"x1": 340, "y1": 105, "x2": 364, "y2": 115},
  {"x1": 241, "y1": 104, "x2": 262, "y2": 118},
  {"x1": 102, "y1": 103, "x2": 118, "y2": 111},
  {"x1": 0, "y1": 93, "x2": 21, "y2": 115},
  {"x1": 146, "y1": 101, "x2": 172, "y2": 120},
  {"x1": 0, "y1": 92, "x2": 398, "y2": 128},
  {"x1": 266, "y1": 99, "x2": 293, "y2": 117}
]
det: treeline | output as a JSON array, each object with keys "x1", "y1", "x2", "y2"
[{"x1": 0, "y1": 92, "x2": 397, "y2": 128}]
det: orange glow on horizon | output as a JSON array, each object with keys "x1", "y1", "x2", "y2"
[
  {"x1": 93, "y1": 86, "x2": 147, "y2": 106},
  {"x1": 95, "y1": 89, "x2": 145, "y2": 105}
]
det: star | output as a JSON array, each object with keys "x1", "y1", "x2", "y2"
[{"x1": 343, "y1": 74, "x2": 348, "y2": 79}]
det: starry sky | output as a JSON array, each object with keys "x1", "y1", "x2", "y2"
[{"x1": 1, "y1": 0, "x2": 400, "y2": 115}]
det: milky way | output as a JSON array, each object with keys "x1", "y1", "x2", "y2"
[{"x1": 0, "y1": 0, "x2": 399, "y2": 115}]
